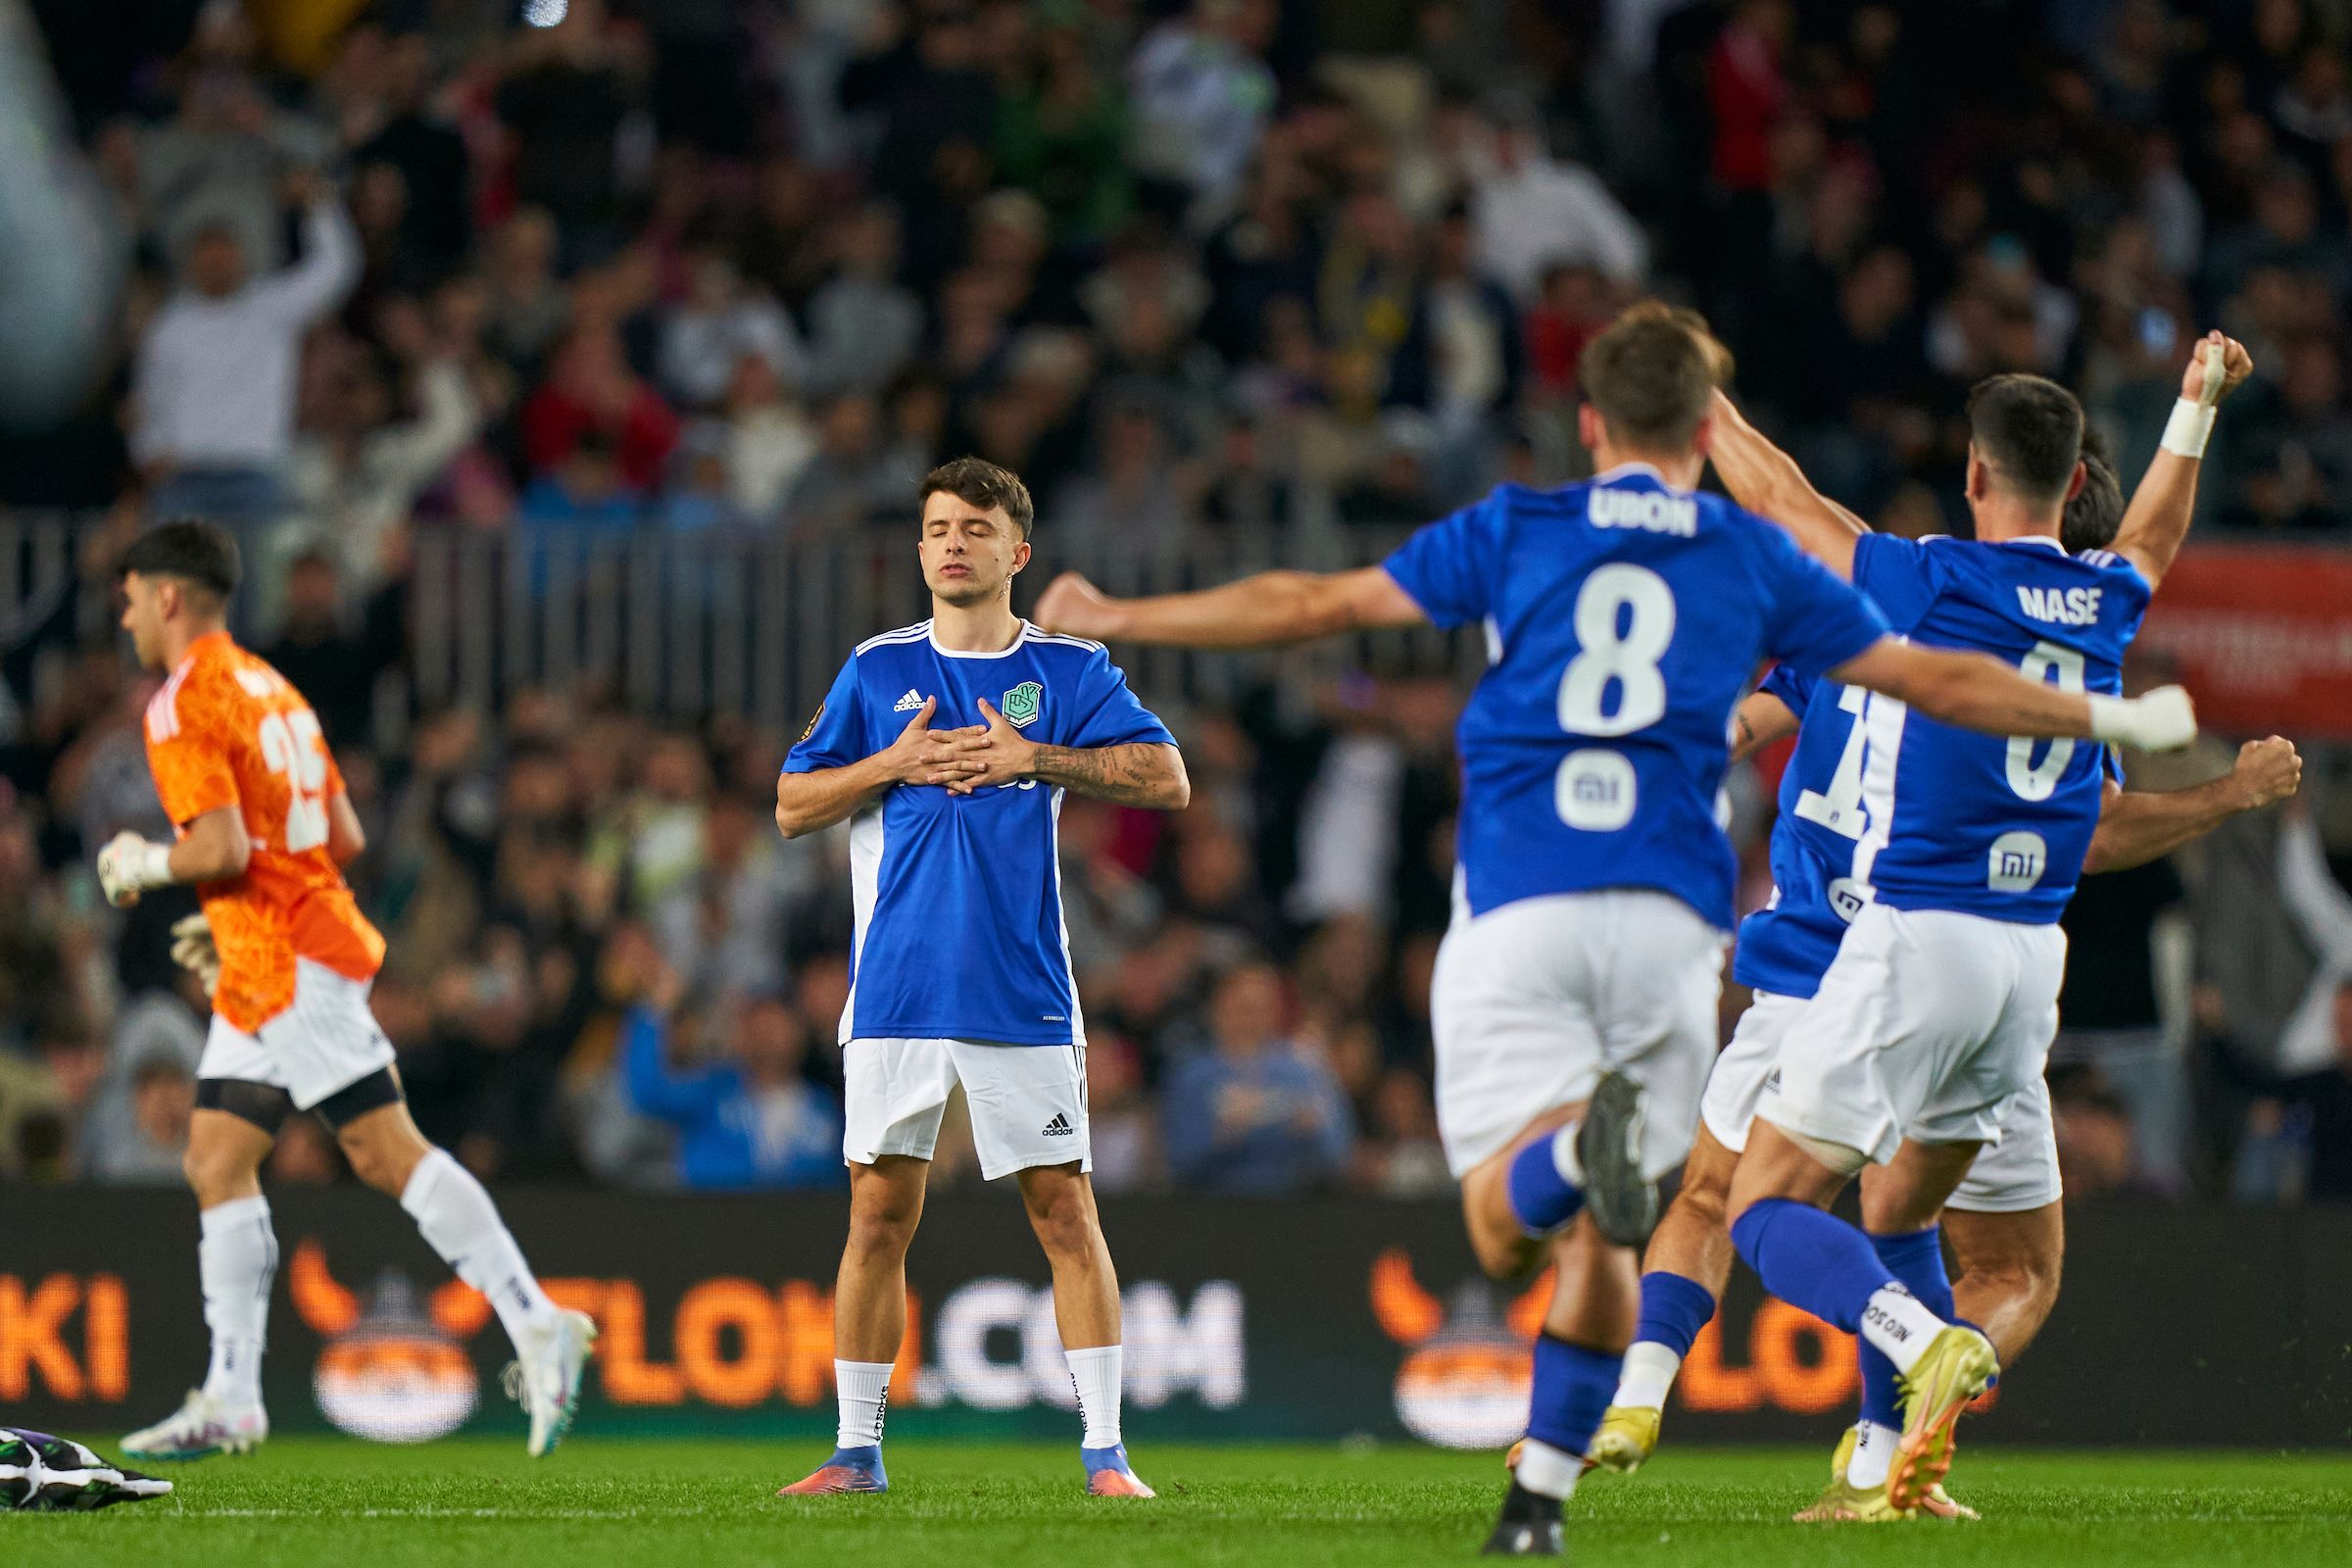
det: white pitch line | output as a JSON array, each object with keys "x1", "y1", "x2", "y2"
[{"x1": 178, "y1": 1507, "x2": 653, "y2": 1520}]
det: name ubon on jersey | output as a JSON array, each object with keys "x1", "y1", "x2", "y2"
[
  {"x1": 143, "y1": 631, "x2": 386, "y2": 1034},
  {"x1": 785, "y1": 619, "x2": 1174, "y2": 1046},
  {"x1": 1849, "y1": 534, "x2": 2147, "y2": 923},
  {"x1": 1381, "y1": 466, "x2": 1889, "y2": 929}
]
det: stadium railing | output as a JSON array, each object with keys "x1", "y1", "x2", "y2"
[{"x1": 0, "y1": 513, "x2": 1486, "y2": 731}]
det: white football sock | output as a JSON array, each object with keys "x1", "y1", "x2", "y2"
[
  {"x1": 1549, "y1": 1122, "x2": 1586, "y2": 1187},
  {"x1": 1065, "y1": 1345, "x2": 1124, "y2": 1449},
  {"x1": 1515, "y1": 1438, "x2": 1585, "y2": 1501},
  {"x1": 835, "y1": 1359, "x2": 894, "y2": 1449},
  {"x1": 1611, "y1": 1341, "x2": 1682, "y2": 1411},
  {"x1": 400, "y1": 1148, "x2": 560, "y2": 1350},
  {"x1": 197, "y1": 1196, "x2": 275, "y2": 1408},
  {"x1": 1858, "y1": 1285, "x2": 1947, "y2": 1377},
  {"x1": 1847, "y1": 1420, "x2": 1895, "y2": 1490}
]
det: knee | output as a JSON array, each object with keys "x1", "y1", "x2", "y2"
[
  {"x1": 182, "y1": 1140, "x2": 258, "y2": 1205},
  {"x1": 848, "y1": 1191, "x2": 921, "y2": 1257},
  {"x1": 338, "y1": 1126, "x2": 427, "y2": 1197},
  {"x1": 1023, "y1": 1180, "x2": 1100, "y2": 1260},
  {"x1": 1466, "y1": 1204, "x2": 1543, "y2": 1280}
]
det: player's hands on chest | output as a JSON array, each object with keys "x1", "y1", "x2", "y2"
[
  {"x1": 871, "y1": 695, "x2": 991, "y2": 790},
  {"x1": 934, "y1": 697, "x2": 1044, "y2": 796}
]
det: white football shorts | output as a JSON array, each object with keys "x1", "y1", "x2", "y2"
[
  {"x1": 1698, "y1": 988, "x2": 1804, "y2": 1153},
  {"x1": 196, "y1": 956, "x2": 396, "y2": 1109},
  {"x1": 1431, "y1": 888, "x2": 1725, "y2": 1180},
  {"x1": 1758, "y1": 902, "x2": 2065, "y2": 1167},
  {"x1": 1946, "y1": 1075, "x2": 2063, "y2": 1212},
  {"x1": 843, "y1": 1036, "x2": 1089, "y2": 1181},
  {"x1": 1702, "y1": 987, "x2": 2062, "y2": 1210}
]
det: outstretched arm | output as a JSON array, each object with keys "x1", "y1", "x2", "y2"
[
  {"x1": 2109, "y1": 330, "x2": 2254, "y2": 590},
  {"x1": 1033, "y1": 565, "x2": 1429, "y2": 648},
  {"x1": 2084, "y1": 737, "x2": 2301, "y2": 873},
  {"x1": 1705, "y1": 390, "x2": 1869, "y2": 579},
  {"x1": 1830, "y1": 637, "x2": 2196, "y2": 749}
]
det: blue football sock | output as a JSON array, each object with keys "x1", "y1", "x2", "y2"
[
  {"x1": 1505, "y1": 1132, "x2": 1583, "y2": 1235},
  {"x1": 1858, "y1": 1227, "x2": 1952, "y2": 1429},
  {"x1": 1728, "y1": 1199, "x2": 1893, "y2": 1335},
  {"x1": 1525, "y1": 1335, "x2": 1621, "y2": 1457},
  {"x1": 1633, "y1": 1271, "x2": 1718, "y2": 1358}
]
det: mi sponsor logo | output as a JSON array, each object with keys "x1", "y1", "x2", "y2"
[
  {"x1": 1986, "y1": 830, "x2": 2048, "y2": 893},
  {"x1": 1555, "y1": 749, "x2": 1637, "y2": 832}
]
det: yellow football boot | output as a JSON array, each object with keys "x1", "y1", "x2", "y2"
[
  {"x1": 1585, "y1": 1405, "x2": 1661, "y2": 1474},
  {"x1": 1819, "y1": 1425, "x2": 1980, "y2": 1522},
  {"x1": 1887, "y1": 1326, "x2": 1998, "y2": 1512}
]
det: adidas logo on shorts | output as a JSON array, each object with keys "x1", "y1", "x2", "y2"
[
  {"x1": 893, "y1": 688, "x2": 926, "y2": 712},
  {"x1": 1041, "y1": 1113, "x2": 1076, "y2": 1137}
]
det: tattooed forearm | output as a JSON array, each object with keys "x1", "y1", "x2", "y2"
[{"x1": 1026, "y1": 743, "x2": 1191, "y2": 808}]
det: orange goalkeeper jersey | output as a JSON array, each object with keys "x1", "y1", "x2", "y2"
[{"x1": 143, "y1": 631, "x2": 385, "y2": 1033}]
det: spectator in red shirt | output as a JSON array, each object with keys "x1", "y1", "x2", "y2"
[
  {"x1": 519, "y1": 325, "x2": 681, "y2": 489},
  {"x1": 1708, "y1": 0, "x2": 1791, "y2": 192},
  {"x1": 1524, "y1": 264, "x2": 1614, "y2": 404}
]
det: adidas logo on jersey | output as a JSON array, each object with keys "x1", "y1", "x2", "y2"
[
  {"x1": 892, "y1": 689, "x2": 927, "y2": 712},
  {"x1": 1041, "y1": 1113, "x2": 1076, "y2": 1137}
]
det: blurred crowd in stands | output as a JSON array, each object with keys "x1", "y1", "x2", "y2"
[{"x1": 3, "y1": 0, "x2": 2352, "y2": 1202}]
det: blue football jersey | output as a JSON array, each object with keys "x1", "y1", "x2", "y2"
[
  {"x1": 1382, "y1": 466, "x2": 1889, "y2": 929},
  {"x1": 1730, "y1": 662, "x2": 1870, "y2": 1001},
  {"x1": 1847, "y1": 535, "x2": 2148, "y2": 923},
  {"x1": 783, "y1": 619, "x2": 1175, "y2": 1046}
]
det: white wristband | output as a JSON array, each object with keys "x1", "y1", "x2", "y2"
[
  {"x1": 2159, "y1": 397, "x2": 2215, "y2": 459},
  {"x1": 2087, "y1": 686, "x2": 2197, "y2": 752},
  {"x1": 127, "y1": 840, "x2": 175, "y2": 891},
  {"x1": 2085, "y1": 694, "x2": 2133, "y2": 744}
]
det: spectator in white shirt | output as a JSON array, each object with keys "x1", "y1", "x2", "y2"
[
  {"x1": 658, "y1": 250, "x2": 804, "y2": 413},
  {"x1": 1128, "y1": 0, "x2": 1280, "y2": 223},
  {"x1": 1467, "y1": 112, "x2": 1647, "y2": 302},
  {"x1": 133, "y1": 174, "x2": 359, "y2": 522}
]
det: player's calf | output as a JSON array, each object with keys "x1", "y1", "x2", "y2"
[
  {"x1": 1015, "y1": 1163, "x2": 1152, "y2": 1497},
  {"x1": 1590, "y1": 1130, "x2": 1740, "y2": 1473},
  {"x1": 1943, "y1": 1203, "x2": 2064, "y2": 1368}
]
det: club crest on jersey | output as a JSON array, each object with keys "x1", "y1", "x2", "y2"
[{"x1": 1001, "y1": 681, "x2": 1043, "y2": 728}]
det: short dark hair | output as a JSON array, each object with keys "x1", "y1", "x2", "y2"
[
  {"x1": 120, "y1": 519, "x2": 241, "y2": 603},
  {"x1": 1579, "y1": 311, "x2": 1718, "y2": 451},
  {"x1": 920, "y1": 456, "x2": 1035, "y2": 538},
  {"x1": 1966, "y1": 373, "x2": 2083, "y2": 504},
  {"x1": 2062, "y1": 427, "x2": 2123, "y2": 553}
]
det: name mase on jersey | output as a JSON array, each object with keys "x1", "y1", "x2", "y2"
[{"x1": 2015, "y1": 585, "x2": 2103, "y2": 625}]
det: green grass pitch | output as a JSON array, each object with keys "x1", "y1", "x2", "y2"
[{"x1": 19, "y1": 1439, "x2": 2352, "y2": 1567}]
